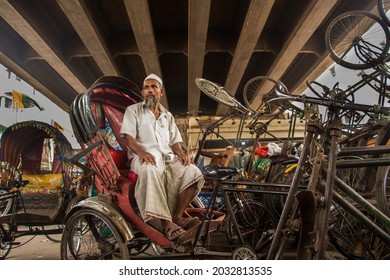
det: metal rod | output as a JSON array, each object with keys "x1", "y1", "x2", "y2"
[{"x1": 266, "y1": 119, "x2": 317, "y2": 259}]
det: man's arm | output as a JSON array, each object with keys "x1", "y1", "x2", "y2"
[{"x1": 125, "y1": 134, "x2": 156, "y2": 165}]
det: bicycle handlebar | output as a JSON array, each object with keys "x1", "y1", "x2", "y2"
[{"x1": 269, "y1": 87, "x2": 390, "y2": 115}]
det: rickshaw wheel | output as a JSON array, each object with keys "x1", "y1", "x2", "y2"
[
  {"x1": 232, "y1": 246, "x2": 257, "y2": 260},
  {"x1": 60, "y1": 208, "x2": 129, "y2": 260}
]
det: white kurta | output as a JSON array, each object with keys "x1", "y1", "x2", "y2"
[{"x1": 120, "y1": 102, "x2": 203, "y2": 222}]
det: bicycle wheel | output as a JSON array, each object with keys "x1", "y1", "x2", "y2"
[
  {"x1": 375, "y1": 165, "x2": 390, "y2": 217},
  {"x1": 378, "y1": 0, "x2": 390, "y2": 27},
  {"x1": 225, "y1": 199, "x2": 276, "y2": 252},
  {"x1": 232, "y1": 246, "x2": 257, "y2": 260},
  {"x1": 243, "y1": 76, "x2": 290, "y2": 117},
  {"x1": 336, "y1": 155, "x2": 368, "y2": 193},
  {"x1": 60, "y1": 208, "x2": 129, "y2": 260},
  {"x1": 0, "y1": 197, "x2": 12, "y2": 216},
  {"x1": 306, "y1": 80, "x2": 330, "y2": 99},
  {"x1": 267, "y1": 160, "x2": 308, "y2": 219},
  {"x1": 195, "y1": 78, "x2": 239, "y2": 108},
  {"x1": 325, "y1": 10, "x2": 390, "y2": 70},
  {"x1": 328, "y1": 203, "x2": 390, "y2": 259},
  {"x1": 0, "y1": 224, "x2": 12, "y2": 259},
  {"x1": 329, "y1": 156, "x2": 389, "y2": 259}
]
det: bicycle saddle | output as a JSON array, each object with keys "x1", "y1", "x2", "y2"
[
  {"x1": 201, "y1": 165, "x2": 239, "y2": 180},
  {"x1": 13, "y1": 180, "x2": 29, "y2": 189}
]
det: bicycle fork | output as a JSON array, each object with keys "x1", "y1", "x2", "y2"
[
  {"x1": 316, "y1": 112, "x2": 342, "y2": 259},
  {"x1": 266, "y1": 115, "x2": 321, "y2": 259},
  {"x1": 295, "y1": 146, "x2": 324, "y2": 259}
]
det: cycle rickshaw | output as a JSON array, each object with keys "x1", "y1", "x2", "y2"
[
  {"x1": 0, "y1": 120, "x2": 83, "y2": 259},
  {"x1": 60, "y1": 76, "x2": 271, "y2": 260}
]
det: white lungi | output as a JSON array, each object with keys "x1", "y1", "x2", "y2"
[{"x1": 131, "y1": 156, "x2": 203, "y2": 222}]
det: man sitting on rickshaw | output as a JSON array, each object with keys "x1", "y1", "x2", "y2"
[{"x1": 120, "y1": 74, "x2": 204, "y2": 241}]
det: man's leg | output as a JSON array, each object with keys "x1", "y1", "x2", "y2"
[{"x1": 172, "y1": 182, "x2": 198, "y2": 224}]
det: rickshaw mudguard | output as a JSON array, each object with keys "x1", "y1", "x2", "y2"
[{"x1": 65, "y1": 196, "x2": 135, "y2": 242}]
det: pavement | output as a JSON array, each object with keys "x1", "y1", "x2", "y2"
[
  {"x1": 3, "y1": 227, "x2": 346, "y2": 260},
  {"x1": 5, "y1": 232, "x2": 61, "y2": 260}
]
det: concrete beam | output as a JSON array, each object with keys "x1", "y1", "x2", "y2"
[
  {"x1": 123, "y1": 0, "x2": 168, "y2": 108},
  {"x1": 188, "y1": 0, "x2": 211, "y2": 113},
  {"x1": 57, "y1": 0, "x2": 120, "y2": 76},
  {"x1": 0, "y1": 0, "x2": 86, "y2": 94},
  {"x1": 216, "y1": 0, "x2": 275, "y2": 115}
]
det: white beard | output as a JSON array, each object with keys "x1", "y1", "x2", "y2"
[{"x1": 145, "y1": 95, "x2": 157, "y2": 110}]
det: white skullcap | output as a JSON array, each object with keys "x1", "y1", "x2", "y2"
[{"x1": 144, "y1": 73, "x2": 163, "y2": 86}]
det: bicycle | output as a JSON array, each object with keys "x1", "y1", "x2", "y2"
[
  {"x1": 0, "y1": 179, "x2": 30, "y2": 259},
  {"x1": 199, "y1": 165, "x2": 280, "y2": 258}
]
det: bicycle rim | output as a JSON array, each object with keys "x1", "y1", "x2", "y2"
[
  {"x1": 375, "y1": 165, "x2": 390, "y2": 217},
  {"x1": 328, "y1": 203, "x2": 390, "y2": 259},
  {"x1": 378, "y1": 0, "x2": 390, "y2": 27},
  {"x1": 226, "y1": 200, "x2": 276, "y2": 252},
  {"x1": 325, "y1": 10, "x2": 390, "y2": 70},
  {"x1": 195, "y1": 78, "x2": 239, "y2": 108},
  {"x1": 0, "y1": 224, "x2": 12, "y2": 259},
  {"x1": 243, "y1": 76, "x2": 290, "y2": 117}
]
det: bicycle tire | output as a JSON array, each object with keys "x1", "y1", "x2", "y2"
[
  {"x1": 306, "y1": 80, "x2": 330, "y2": 99},
  {"x1": 225, "y1": 199, "x2": 276, "y2": 252},
  {"x1": 243, "y1": 76, "x2": 290, "y2": 117},
  {"x1": 378, "y1": 0, "x2": 390, "y2": 27},
  {"x1": 328, "y1": 156, "x2": 390, "y2": 259},
  {"x1": 0, "y1": 197, "x2": 12, "y2": 216},
  {"x1": 61, "y1": 208, "x2": 129, "y2": 260},
  {"x1": 195, "y1": 78, "x2": 239, "y2": 108},
  {"x1": 232, "y1": 246, "x2": 258, "y2": 260},
  {"x1": 325, "y1": 10, "x2": 390, "y2": 70},
  {"x1": 0, "y1": 224, "x2": 12, "y2": 259},
  {"x1": 328, "y1": 203, "x2": 390, "y2": 259},
  {"x1": 375, "y1": 165, "x2": 390, "y2": 217},
  {"x1": 336, "y1": 155, "x2": 368, "y2": 193},
  {"x1": 267, "y1": 160, "x2": 308, "y2": 219}
]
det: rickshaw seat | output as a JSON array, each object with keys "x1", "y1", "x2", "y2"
[{"x1": 107, "y1": 145, "x2": 128, "y2": 170}]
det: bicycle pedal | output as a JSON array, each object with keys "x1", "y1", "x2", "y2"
[{"x1": 10, "y1": 242, "x2": 21, "y2": 245}]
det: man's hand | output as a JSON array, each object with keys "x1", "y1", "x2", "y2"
[
  {"x1": 171, "y1": 142, "x2": 192, "y2": 166},
  {"x1": 138, "y1": 151, "x2": 156, "y2": 165},
  {"x1": 179, "y1": 154, "x2": 191, "y2": 166}
]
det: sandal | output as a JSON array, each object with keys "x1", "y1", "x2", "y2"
[
  {"x1": 164, "y1": 222, "x2": 186, "y2": 241},
  {"x1": 176, "y1": 217, "x2": 200, "y2": 230}
]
